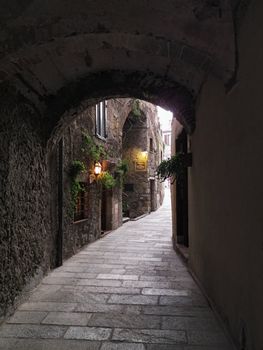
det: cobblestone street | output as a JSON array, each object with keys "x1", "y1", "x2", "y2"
[{"x1": 0, "y1": 192, "x2": 234, "y2": 350}]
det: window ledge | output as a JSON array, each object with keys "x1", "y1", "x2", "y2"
[
  {"x1": 73, "y1": 218, "x2": 89, "y2": 225},
  {"x1": 95, "y1": 133, "x2": 107, "y2": 142}
]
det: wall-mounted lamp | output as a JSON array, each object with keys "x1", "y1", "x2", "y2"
[
  {"x1": 140, "y1": 151, "x2": 148, "y2": 159},
  {"x1": 94, "y1": 162, "x2": 102, "y2": 176}
]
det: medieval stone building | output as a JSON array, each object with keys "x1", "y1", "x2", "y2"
[
  {"x1": 48, "y1": 99, "x2": 164, "y2": 262},
  {"x1": 122, "y1": 100, "x2": 164, "y2": 218}
]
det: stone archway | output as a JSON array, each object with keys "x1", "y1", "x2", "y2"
[
  {"x1": 0, "y1": 0, "x2": 236, "y2": 138},
  {"x1": 0, "y1": 0, "x2": 238, "y2": 319}
]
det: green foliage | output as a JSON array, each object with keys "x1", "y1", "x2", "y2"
[
  {"x1": 131, "y1": 99, "x2": 142, "y2": 117},
  {"x1": 156, "y1": 153, "x2": 185, "y2": 183},
  {"x1": 122, "y1": 192, "x2": 130, "y2": 215},
  {"x1": 82, "y1": 133, "x2": 107, "y2": 161},
  {"x1": 116, "y1": 159, "x2": 129, "y2": 176},
  {"x1": 68, "y1": 160, "x2": 86, "y2": 215},
  {"x1": 115, "y1": 159, "x2": 129, "y2": 187},
  {"x1": 68, "y1": 160, "x2": 86, "y2": 179},
  {"x1": 99, "y1": 171, "x2": 116, "y2": 189}
]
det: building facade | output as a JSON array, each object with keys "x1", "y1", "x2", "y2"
[
  {"x1": 122, "y1": 100, "x2": 164, "y2": 218},
  {"x1": 49, "y1": 98, "x2": 164, "y2": 263}
]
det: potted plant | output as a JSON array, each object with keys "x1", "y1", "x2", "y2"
[{"x1": 156, "y1": 152, "x2": 192, "y2": 183}]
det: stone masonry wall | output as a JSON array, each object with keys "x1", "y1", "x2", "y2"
[
  {"x1": 0, "y1": 96, "x2": 163, "y2": 321},
  {"x1": 147, "y1": 103, "x2": 165, "y2": 211},
  {"x1": 60, "y1": 108, "x2": 101, "y2": 260},
  {"x1": 122, "y1": 100, "x2": 164, "y2": 218},
  {"x1": 53, "y1": 101, "x2": 124, "y2": 260},
  {"x1": 0, "y1": 101, "x2": 52, "y2": 320}
]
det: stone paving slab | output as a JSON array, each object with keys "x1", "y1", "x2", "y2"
[
  {"x1": 18, "y1": 302, "x2": 78, "y2": 312},
  {"x1": 142, "y1": 305, "x2": 214, "y2": 317},
  {"x1": 31, "y1": 290, "x2": 110, "y2": 303},
  {"x1": 98, "y1": 274, "x2": 139, "y2": 280},
  {"x1": 101, "y1": 343, "x2": 146, "y2": 350},
  {"x1": 112, "y1": 328, "x2": 187, "y2": 344},
  {"x1": 50, "y1": 272, "x2": 98, "y2": 279},
  {"x1": 77, "y1": 279, "x2": 122, "y2": 287},
  {"x1": 6, "y1": 311, "x2": 48, "y2": 324},
  {"x1": 146, "y1": 345, "x2": 184, "y2": 350},
  {"x1": 42, "y1": 277, "x2": 81, "y2": 285},
  {"x1": 160, "y1": 295, "x2": 208, "y2": 307},
  {"x1": 0, "y1": 338, "x2": 101, "y2": 350},
  {"x1": 187, "y1": 330, "x2": 230, "y2": 346},
  {"x1": 62, "y1": 285, "x2": 141, "y2": 295},
  {"x1": 161, "y1": 316, "x2": 222, "y2": 331},
  {"x1": 0, "y1": 192, "x2": 235, "y2": 350},
  {"x1": 184, "y1": 346, "x2": 234, "y2": 350},
  {"x1": 42, "y1": 312, "x2": 91, "y2": 326},
  {"x1": 108, "y1": 295, "x2": 159, "y2": 305},
  {"x1": 64, "y1": 326, "x2": 111, "y2": 340},
  {"x1": 0, "y1": 324, "x2": 67, "y2": 339},
  {"x1": 75, "y1": 303, "x2": 125, "y2": 314},
  {"x1": 88, "y1": 313, "x2": 161, "y2": 329},
  {"x1": 142, "y1": 288, "x2": 189, "y2": 296},
  {"x1": 122, "y1": 280, "x2": 194, "y2": 289}
]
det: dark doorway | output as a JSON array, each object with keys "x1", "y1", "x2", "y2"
[
  {"x1": 176, "y1": 130, "x2": 189, "y2": 247},
  {"x1": 101, "y1": 188, "x2": 113, "y2": 233},
  {"x1": 150, "y1": 179, "x2": 155, "y2": 212},
  {"x1": 101, "y1": 188, "x2": 107, "y2": 233}
]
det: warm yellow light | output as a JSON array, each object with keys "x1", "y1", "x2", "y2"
[
  {"x1": 94, "y1": 162, "x2": 102, "y2": 176},
  {"x1": 141, "y1": 151, "x2": 148, "y2": 159}
]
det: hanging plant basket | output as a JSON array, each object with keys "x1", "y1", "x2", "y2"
[{"x1": 156, "y1": 152, "x2": 192, "y2": 183}]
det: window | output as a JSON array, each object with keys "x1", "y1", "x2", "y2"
[
  {"x1": 96, "y1": 100, "x2": 107, "y2": 138},
  {"x1": 124, "y1": 183, "x2": 134, "y2": 192},
  {"x1": 149, "y1": 138, "x2": 153, "y2": 151},
  {"x1": 74, "y1": 183, "x2": 89, "y2": 222},
  {"x1": 164, "y1": 134, "x2": 170, "y2": 146}
]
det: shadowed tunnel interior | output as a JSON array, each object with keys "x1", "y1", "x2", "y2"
[{"x1": 0, "y1": 1, "x2": 262, "y2": 349}]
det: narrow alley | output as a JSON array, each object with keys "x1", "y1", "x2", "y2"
[{"x1": 0, "y1": 192, "x2": 233, "y2": 350}]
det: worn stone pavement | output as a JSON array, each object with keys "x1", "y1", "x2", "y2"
[{"x1": 0, "y1": 192, "x2": 234, "y2": 350}]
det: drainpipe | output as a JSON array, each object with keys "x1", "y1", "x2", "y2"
[{"x1": 56, "y1": 137, "x2": 64, "y2": 267}]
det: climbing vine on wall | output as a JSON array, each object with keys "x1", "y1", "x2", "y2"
[
  {"x1": 68, "y1": 160, "x2": 86, "y2": 214},
  {"x1": 115, "y1": 159, "x2": 129, "y2": 187},
  {"x1": 98, "y1": 171, "x2": 116, "y2": 189},
  {"x1": 131, "y1": 99, "x2": 142, "y2": 117},
  {"x1": 68, "y1": 132, "x2": 125, "y2": 207},
  {"x1": 82, "y1": 133, "x2": 108, "y2": 162}
]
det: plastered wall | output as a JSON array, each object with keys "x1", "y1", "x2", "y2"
[{"x1": 189, "y1": 1, "x2": 263, "y2": 349}]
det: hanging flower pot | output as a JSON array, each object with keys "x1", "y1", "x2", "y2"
[{"x1": 156, "y1": 152, "x2": 192, "y2": 184}]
